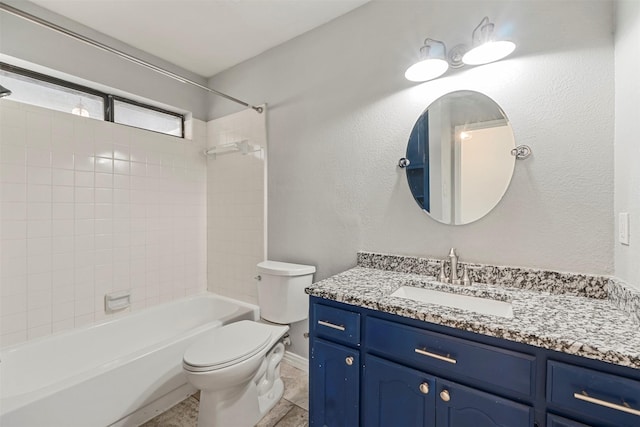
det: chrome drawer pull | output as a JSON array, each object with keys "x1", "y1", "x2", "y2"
[
  {"x1": 574, "y1": 391, "x2": 640, "y2": 417},
  {"x1": 318, "y1": 320, "x2": 346, "y2": 331},
  {"x1": 415, "y1": 348, "x2": 457, "y2": 364}
]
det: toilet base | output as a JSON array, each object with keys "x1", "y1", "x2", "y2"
[{"x1": 194, "y1": 343, "x2": 286, "y2": 427}]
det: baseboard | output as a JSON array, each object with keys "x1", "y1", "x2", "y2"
[{"x1": 283, "y1": 351, "x2": 308, "y2": 372}]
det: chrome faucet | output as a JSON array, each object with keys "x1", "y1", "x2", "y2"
[
  {"x1": 449, "y1": 248, "x2": 460, "y2": 285},
  {"x1": 438, "y1": 248, "x2": 472, "y2": 285}
]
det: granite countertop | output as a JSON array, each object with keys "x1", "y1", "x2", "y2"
[{"x1": 306, "y1": 266, "x2": 640, "y2": 370}]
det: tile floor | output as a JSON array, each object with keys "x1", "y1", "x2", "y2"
[{"x1": 141, "y1": 362, "x2": 309, "y2": 427}]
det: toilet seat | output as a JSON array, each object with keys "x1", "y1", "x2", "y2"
[{"x1": 183, "y1": 321, "x2": 274, "y2": 372}]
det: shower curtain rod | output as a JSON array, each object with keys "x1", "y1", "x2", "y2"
[{"x1": 0, "y1": 2, "x2": 263, "y2": 113}]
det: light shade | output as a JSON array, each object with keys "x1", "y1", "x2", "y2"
[
  {"x1": 462, "y1": 17, "x2": 515, "y2": 66},
  {"x1": 0, "y1": 84, "x2": 11, "y2": 98},
  {"x1": 405, "y1": 39, "x2": 449, "y2": 82},
  {"x1": 462, "y1": 40, "x2": 516, "y2": 65},
  {"x1": 405, "y1": 58, "x2": 449, "y2": 82}
]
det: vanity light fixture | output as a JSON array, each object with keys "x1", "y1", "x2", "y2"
[
  {"x1": 405, "y1": 16, "x2": 515, "y2": 82},
  {"x1": 404, "y1": 39, "x2": 449, "y2": 82},
  {"x1": 462, "y1": 17, "x2": 516, "y2": 65}
]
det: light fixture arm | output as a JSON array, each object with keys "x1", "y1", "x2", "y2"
[
  {"x1": 471, "y1": 16, "x2": 492, "y2": 45},
  {"x1": 423, "y1": 38, "x2": 447, "y2": 56}
]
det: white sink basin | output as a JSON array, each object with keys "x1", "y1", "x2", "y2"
[{"x1": 390, "y1": 286, "x2": 514, "y2": 318}]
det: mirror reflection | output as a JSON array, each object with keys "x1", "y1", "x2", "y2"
[{"x1": 405, "y1": 90, "x2": 515, "y2": 225}]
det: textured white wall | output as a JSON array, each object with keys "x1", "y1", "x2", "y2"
[
  {"x1": 208, "y1": 0, "x2": 615, "y2": 286},
  {"x1": 614, "y1": 0, "x2": 640, "y2": 289}
]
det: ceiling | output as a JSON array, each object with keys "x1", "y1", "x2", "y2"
[{"x1": 29, "y1": 0, "x2": 369, "y2": 78}]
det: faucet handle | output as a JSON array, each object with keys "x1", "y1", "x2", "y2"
[
  {"x1": 438, "y1": 261, "x2": 449, "y2": 283},
  {"x1": 462, "y1": 266, "x2": 471, "y2": 286}
]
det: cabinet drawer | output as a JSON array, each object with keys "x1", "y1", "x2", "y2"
[
  {"x1": 547, "y1": 414, "x2": 592, "y2": 427},
  {"x1": 366, "y1": 317, "x2": 535, "y2": 397},
  {"x1": 313, "y1": 304, "x2": 360, "y2": 345},
  {"x1": 547, "y1": 361, "x2": 640, "y2": 427}
]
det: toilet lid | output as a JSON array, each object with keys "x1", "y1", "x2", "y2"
[{"x1": 183, "y1": 321, "x2": 273, "y2": 371}]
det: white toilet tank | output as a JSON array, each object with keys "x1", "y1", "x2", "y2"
[{"x1": 256, "y1": 261, "x2": 316, "y2": 324}]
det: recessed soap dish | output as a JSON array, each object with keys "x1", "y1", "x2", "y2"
[{"x1": 105, "y1": 290, "x2": 131, "y2": 313}]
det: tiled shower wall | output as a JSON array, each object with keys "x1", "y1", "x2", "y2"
[
  {"x1": 206, "y1": 107, "x2": 266, "y2": 304},
  {"x1": 0, "y1": 100, "x2": 208, "y2": 347}
]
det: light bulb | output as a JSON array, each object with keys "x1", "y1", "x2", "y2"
[
  {"x1": 460, "y1": 131, "x2": 472, "y2": 141},
  {"x1": 71, "y1": 101, "x2": 90, "y2": 117},
  {"x1": 462, "y1": 40, "x2": 516, "y2": 65},
  {"x1": 405, "y1": 58, "x2": 449, "y2": 82}
]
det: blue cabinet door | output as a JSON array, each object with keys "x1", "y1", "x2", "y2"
[
  {"x1": 435, "y1": 379, "x2": 534, "y2": 427},
  {"x1": 309, "y1": 338, "x2": 359, "y2": 427},
  {"x1": 363, "y1": 355, "x2": 436, "y2": 427}
]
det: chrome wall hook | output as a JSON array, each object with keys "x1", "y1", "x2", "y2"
[{"x1": 511, "y1": 145, "x2": 532, "y2": 160}]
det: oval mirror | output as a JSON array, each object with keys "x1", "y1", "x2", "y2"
[{"x1": 405, "y1": 90, "x2": 515, "y2": 225}]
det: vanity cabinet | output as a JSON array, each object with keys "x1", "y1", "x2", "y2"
[{"x1": 309, "y1": 296, "x2": 640, "y2": 427}]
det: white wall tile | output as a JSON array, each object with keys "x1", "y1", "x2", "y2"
[
  {"x1": 51, "y1": 152, "x2": 74, "y2": 170},
  {"x1": 95, "y1": 173, "x2": 113, "y2": 188},
  {"x1": 1, "y1": 144, "x2": 26, "y2": 164},
  {"x1": 52, "y1": 318, "x2": 74, "y2": 333},
  {"x1": 27, "y1": 184, "x2": 51, "y2": 203},
  {"x1": 52, "y1": 169, "x2": 74, "y2": 187},
  {"x1": 53, "y1": 203, "x2": 74, "y2": 219},
  {"x1": 52, "y1": 219, "x2": 74, "y2": 236},
  {"x1": 1, "y1": 293, "x2": 27, "y2": 316},
  {"x1": 1, "y1": 201, "x2": 27, "y2": 220},
  {"x1": 27, "y1": 203, "x2": 51, "y2": 220},
  {"x1": 52, "y1": 184, "x2": 73, "y2": 202},
  {"x1": 1, "y1": 312, "x2": 27, "y2": 335},
  {"x1": 26, "y1": 148, "x2": 51, "y2": 167},
  {"x1": 1, "y1": 183, "x2": 27, "y2": 202},
  {"x1": 74, "y1": 171, "x2": 94, "y2": 188},
  {"x1": 28, "y1": 306, "x2": 51, "y2": 328},
  {"x1": 0, "y1": 164, "x2": 26, "y2": 183},
  {"x1": 1, "y1": 102, "x2": 207, "y2": 347},
  {"x1": 95, "y1": 158, "x2": 113, "y2": 173}
]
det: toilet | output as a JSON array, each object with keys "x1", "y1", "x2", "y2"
[{"x1": 182, "y1": 261, "x2": 316, "y2": 427}]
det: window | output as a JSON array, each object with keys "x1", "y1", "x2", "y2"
[
  {"x1": 0, "y1": 65, "x2": 106, "y2": 120},
  {"x1": 113, "y1": 98, "x2": 183, "y2": 137},
  {"x1": 0, "y1": 63, "x2": 185, "y2": 138}
]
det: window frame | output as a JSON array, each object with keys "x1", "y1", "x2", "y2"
[
  {"x1": 0, "y1": 62, "x2": 185, "y2": 138},
  {"x1": 108, "y1": 95, "x2": 185, "y2": 138}
]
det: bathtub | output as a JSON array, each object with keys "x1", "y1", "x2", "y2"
[{"x1": 0, "y1": 293, "x2": 258, "y2": 427}]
